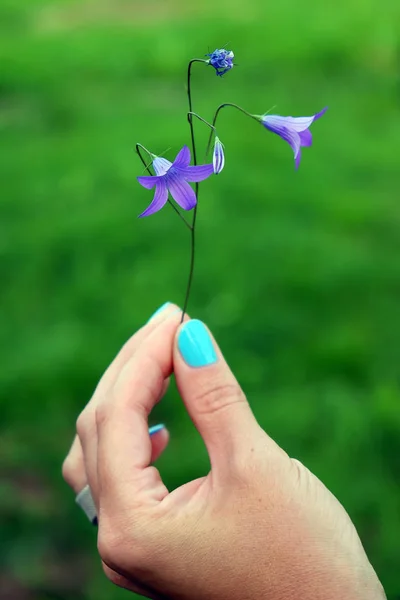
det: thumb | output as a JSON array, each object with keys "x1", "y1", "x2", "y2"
[{"x1": 174, "y1": 319, "x2": 261, "y2": 471}]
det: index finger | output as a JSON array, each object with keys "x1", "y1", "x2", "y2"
[{"x1": 96, "y1": 311, "x2": 184, "y2": 514}]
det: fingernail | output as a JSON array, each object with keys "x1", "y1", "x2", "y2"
[
  {"x1": 148, "y1": 302, "x2": 170, "y2": 322},
  {"x1": 178, "y1": 319, "x2": 217, "y2": 368},
  {"x1": 149, "y1": 424, "x2": 165, "y2": 436}
]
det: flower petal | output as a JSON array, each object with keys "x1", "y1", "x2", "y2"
[
  {"x1": 167, "y1": 172, "x2": 197, "y2": 210},
  {"x1": 313, "y1": 106, "x2": 328, "y2": 121},
  {"x1": 173, "y1": 145, "x2": 191, "y2": 169},
  {"x1": 295, "y1": 149, "x2": 302, "y2": 169},
  {"x1": 280, "y1": 128, "x2": 301, "y2": 160},
  {"x1": 287, "y1": 106, "x2": 328, "y2": 129},
  {"x1": 299, "y1": 129, "x2": 312, "y2": 147},
  {"x1": 281, "y1": 116, "x2": 316, "y2": 132},
  {"x1": 263, "y1": 119, "x2": 301, "y2": 162},
  {"x1": 137, "y1": 175, "x2": 158, "y2": 190},
  {"x1": 263, "y1": 107, "x2": 327, "y2": 133},
  {"x1": 179, "y1": 164, "x2": 214, "y2": 182},
  {"x1": 153, "y1": 157, "x2": 172, "y2": 176},
  {"x1": 263, "y1": 114, "x2": 312, "y2": 133},
  {"x1": 138, "y1": 180, "x2": 168, "y2": 218}
]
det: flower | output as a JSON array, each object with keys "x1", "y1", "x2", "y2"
[
  {"x1": 137, "y1": 145, "x2": 214, "y2": 217},
  {"x1": 206, "y1": 49, "x2": 234, "y2": 77},
  {"x1": 212, "y1": 136, "x2": 225, "y2": 174},
  {"x1": 258, "y1": 107, "x2": 328, "y2": 168}
]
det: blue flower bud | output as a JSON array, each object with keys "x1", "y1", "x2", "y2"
[
  {"x1": 212, "y1": 137, "x2": 225, "y2": 174},
  {"x1": 206, "y1": 49, "x2": 234, "y2": 77}
]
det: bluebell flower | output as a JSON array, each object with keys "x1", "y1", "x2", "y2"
[
  {"x1": 258, "y1": 107, "x2": 328, "y2": 168},
  {"x1": 137, "y1": 145, "x2": 214, "y2": 217},
  {"x1": 206, "y1": 49, "x2": 234, "y2": 77},
  {"x1": 212, "y1": 137, "x2": 225, "y2": 174}
]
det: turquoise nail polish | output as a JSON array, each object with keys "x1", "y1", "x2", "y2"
[
  {"x1": 178, "y1": 320, "x2": 217, "y2": 368},
  {"x1": 149, "y1": 424, "x2": 165, "y2": 436},
  {"x1": 148, "y1": 302, "x2": 170, "y2": 322}
]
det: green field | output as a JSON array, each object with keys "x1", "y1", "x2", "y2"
[{"x1": 1, "y1": 1, "x2": 400, "y2": 598}]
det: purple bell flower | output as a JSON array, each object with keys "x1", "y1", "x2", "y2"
[
  {"x1": 212, "y1": 137, "x2": 225, "y2": 174},
  {"x1": 137, "y1": 145, "x2": 214, "y2": 217},
  {"x1": 206, "y1": 49, "x2": 234, "y2": 77},
  {"x1": 259, "y1": 107, "x2": 328, "y2": 168}
]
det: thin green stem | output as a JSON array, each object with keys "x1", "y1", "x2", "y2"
[
  {"x1": 188, "y1": 111, "x2": 217, "y2": 136},
  {"x1": 180, "y1": 59, "x2": 207, "y2": 322},
  {"x1": 186, "y1": 60, "x2": 208, "y2": 165},
  {"x1": 136, "y1": 143, "x2": 154, "y2": 163},
  {"x1": 135, "y1": 143, "x2": 192, "y2": 230},
  {"x1": 206, "y1": 102, "x2": 260, "y2": 156},
  {"x1": 188, "y1": 112, "x2": 218, "y2": 161}
]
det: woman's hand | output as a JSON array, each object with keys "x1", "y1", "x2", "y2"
[{"x1": 63, "y1": 303, "x2": 385, "y2": 600}]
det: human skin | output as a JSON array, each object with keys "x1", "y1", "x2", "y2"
[{"x1": 62, "y1": 304, "x2": 386, "y2": 600}]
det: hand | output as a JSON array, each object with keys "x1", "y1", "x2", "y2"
[{"x1": 63, "y1": 303, "x2": 385, "y2": 600}]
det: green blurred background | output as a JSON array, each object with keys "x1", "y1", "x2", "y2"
[{"x1": 1, "y1": 0, "x2": 399, "y2": 598}]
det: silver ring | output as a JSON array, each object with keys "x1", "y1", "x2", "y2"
[{"x1": 75, "y1": 484, "x2": 98, "y2": 525}]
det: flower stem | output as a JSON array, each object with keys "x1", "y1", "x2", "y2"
[
  {"x1": 181, "y1": 59, "x2": 207, "y2": 323},
  {"x1": 135, "y1": 143, "x2": 192, "y2": 230},
  {"x1": 206, "y1": 102, "x2": 260, "y2": 156},
  {"x1": 188, "y1": 112, "x2": 217, "y2": 159},
  {"x1": 136, "y1": 143, "x2": 155, "y2": 163}
]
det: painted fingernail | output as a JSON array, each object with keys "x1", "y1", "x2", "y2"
[
  {"x1": 149, "y1": 424, "x2": 165, "y2": 436},
  {"x1": 148, "y1": 302, "x2": 170, "y2": 322},
  {"x1": 178, "y1": 319, "x2": 217, "y2": 368}
]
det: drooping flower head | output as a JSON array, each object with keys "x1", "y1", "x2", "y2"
[
  {"x1": 137, "y1": 146, "x2": 214, "y2": 217},
  {"x1": 212, "y1": 137, "x2": 225, "y2": 174},
  {"x1": 257, "y1": 107, "x2": 328, "y2": 168},
  {"x1": 206, "y1": 49, "x2": 234, "y2": 77}
]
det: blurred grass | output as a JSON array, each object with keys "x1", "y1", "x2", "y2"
[{"x1": 1, "y1": 0, "x2": 400, "y2": 598}]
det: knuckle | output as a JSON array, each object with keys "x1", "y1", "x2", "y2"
[
  {"x1": 194, "y1": 381, "x2": 246, "y2": 416},
  {"x1": 95, "y1": 402, "x2": 108, "y2": 429},
  {"x1": 291, "y1": 458, "x2": 312, "y2": 490},
  {"x1": 98, "y1": 516, "x2": 153, "y2": 574},
  {"x1": 61, "y1": 455, "x2": 77, "y2": 486},
  {"x1": 98, "y1": 528, "x2": 126, "y2": 570},
  {"x1": 76, "y1": 409, "x2": 90, "y2": 439},
  {"x1": 114, "y1": 353, "x2": 164, "y2": 408}
]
